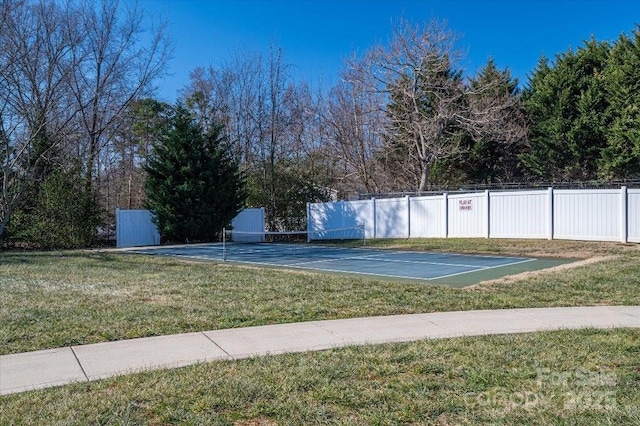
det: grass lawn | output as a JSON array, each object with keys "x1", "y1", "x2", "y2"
[
  {"x1": 0, "y1": 238, "x2": 638, "y2": 423},
  {"x1": 0, "y1": 329, "x2": 638, "y2": 424},
  {"x1": 1, "y1": 239, "x2": 638, "y2": 355}
]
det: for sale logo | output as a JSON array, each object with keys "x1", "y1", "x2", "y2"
[{"x1": 463, "y1": 367, "x2": 618, "y2": 413}]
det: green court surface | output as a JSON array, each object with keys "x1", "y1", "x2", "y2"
[
  {"x1": 128, "y1": 243, "x2": 574, "y2": 288},
  {"x1": 427, "y1": 257, "x2": 573, "y2": 287}
]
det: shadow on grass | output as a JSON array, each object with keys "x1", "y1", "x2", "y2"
[{"x1": 0, "y1": 250, "x2": 149, "y2": 269}]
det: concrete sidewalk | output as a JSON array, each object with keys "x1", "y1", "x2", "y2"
[{"x1": 2, "y1": 306, "x2": 639, "y2": 396}]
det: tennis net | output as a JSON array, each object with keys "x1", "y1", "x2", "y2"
[{"x1": 221, "y1": 224, "x2": 365, "y2": 261}]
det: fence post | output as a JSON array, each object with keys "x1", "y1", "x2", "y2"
[
  {"x1": 547, "y1": 187, "x2": 554, "y2": 240},
  {"x1": 371, "y1": 197, "x2": 377, "y2": 239},
  {"x1": 485, "y1": 190, "x2": 491, "y2": 239},
  {"x1": 443, "y1": 192, "x2": 449, "y2": 238},
  {"x1": 621, "y1": 186, "x2": 628, "y2": 244},
  {"x1": 406, "y1": 195, "x2": 411, "y2": 238},
  {"x1": 115, "y1": 208, "x2": 121, "y2": 248}
]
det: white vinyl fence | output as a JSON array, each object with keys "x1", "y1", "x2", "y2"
[
  {"x1": 629, "y1": 189, "x2": 640, "y2": 243},
  {"x1": 116, "y1": 208, "x2": 265, "y2": 248},
  {"x1": 308, "y1": 187, "x2": 640, "y2": 244},
  {"x1": 116, "y1": 209, "x2": 161, "y2": 248},
  {"x1": 229, "y1": 208, "x2": 265, "y2": 242}
]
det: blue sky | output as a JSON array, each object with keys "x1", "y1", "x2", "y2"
[{"x1": 138, "y1": 0, "x2": 640, "y2": 102}]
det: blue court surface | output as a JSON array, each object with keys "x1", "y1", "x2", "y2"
[{"x1": 125, "y1": 243, "x2": 568, "y2": 287}]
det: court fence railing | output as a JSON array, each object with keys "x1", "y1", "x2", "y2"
[{"x1": 355, "y1": 180, "x2": 640, "y2": 200}]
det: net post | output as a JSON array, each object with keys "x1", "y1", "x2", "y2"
[
  {"x1": 360, "y1": 223, "x2": 366, "y2": 246},
  {"x1": 222, "y1": 227, "x2": 227, "y2": 262}
]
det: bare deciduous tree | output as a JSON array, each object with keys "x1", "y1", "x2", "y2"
[
  {"x1": 101, "y1": 98, "x2": 172, "y2": 212},
  {"x1": 69, "y1": 0, "x2": 171, "y2": 190},
  {"x1": 180, "y1": 51, "x2": 265, "y2": 168},
  {"x1": 357, "y1": 19, "x2": 525, "y2": 191},
  {"x1": 324, "y1": 58, "x2": 386, "y2": 194},
  {"x1": 361, "y1": 19, "x2": 467, "y2": 191},
  {"x1": 0, "y1": 0, "x2": 82, "y2": 246},
  {"x1": 180, "y1": 45, "x2": 330, "y2": 230},
  {"x1": 0, "y1": 0, "x2": 171, "y2": 248}
]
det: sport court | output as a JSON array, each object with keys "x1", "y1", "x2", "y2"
[{"x1": 128, "y1": 242, "x2": 571, "y2": 287}]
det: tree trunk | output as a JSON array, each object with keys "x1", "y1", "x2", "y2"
[
  {"x1": 418, "y1": 160, "x2": 431, "y2": 192},
  {"x1": 0, "y1": 198, "x2": 13, "y2": 249}
]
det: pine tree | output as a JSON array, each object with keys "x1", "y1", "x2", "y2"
[
  {"x1": 459, "y1": 59, "x2": 527, "y2": 184},
  {"x1": 145, "y1": 105, "x2": 245, "y2": 243},
  {"x1": 522, "y1": 40, "x2": 611, "y2": 181},
  {"x1": 600, "y1": 28, "x2": 640, "y2": 179}
]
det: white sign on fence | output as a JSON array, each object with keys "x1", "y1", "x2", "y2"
[
  {"x1": 459, "y1": 199, "x2": 473, "y2": 211},
  {"x1": 447, "y1": 192, "x2": 488, "y2": 238}
]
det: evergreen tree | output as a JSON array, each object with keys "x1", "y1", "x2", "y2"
[
  {"x1": 522, "y1": 40, "x2": 611, "y2": 181},
  {"x1": 246, "y1": 158, "x2": 329, "y2": 231},
  {"x1": 145, "y1": 105, "x2": 245, "y2": 243},
  {"x1": 600, "y1": 28, "x2": 640, "y2": 179},
  {"x1": 9, "y1": 165, "x2": 102, "y2": 249},
  {"x1": 449, "y1": 59, "x2": 527, "y2": 184}
]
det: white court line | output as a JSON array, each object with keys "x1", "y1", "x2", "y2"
[
  {"x1": 218, "y1": 243, "x2": 361, "y2": 258},
  {"x1": 131, "y1": 245, "x2": 537, "y2": 282},
  {"x1": 288, "y1": 256, "x2": 536, "y2": 279},
  {"x1": 431, "y1": 258, "x2": 536, "y2": 280},
  {"x1": 216, "y1": 256, "x2": 537, "y2": 282},
  {"x1": 288, "y1": 254, "x2": 521, "y2": 269},
  {"x1": 141, "y1": 253, "x2": 450, "y2": 281},
  {"x1": 217, "y1": 258, "x2": 446, "y2": 281},
  {"x1": 287, "y1": 253, "x2": 386, "y2": 266}
]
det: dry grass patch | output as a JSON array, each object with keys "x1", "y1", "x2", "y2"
[
  {"x1": 467, "y1": 256, "x2": 614, "y2": 290},
  {"x1": 364, "y1": 237, "x2": 639, "y2": 259}
]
